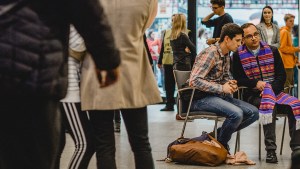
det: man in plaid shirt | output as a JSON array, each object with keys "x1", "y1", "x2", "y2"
[{"x1": 189, "y1": 23, "x2": 259, "y2": 154}]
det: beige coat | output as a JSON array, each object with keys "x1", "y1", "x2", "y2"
[{"x1": 80, "y1": 0, "x2": 162, "y2": 110}]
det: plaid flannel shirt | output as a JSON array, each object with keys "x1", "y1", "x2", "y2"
[{"x1": 189, "y1": 43, "x2": 233, "y2": 94}]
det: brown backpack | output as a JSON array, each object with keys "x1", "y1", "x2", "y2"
[{"x1": 167, "y1": 132, "x2": 228, "y2": 166}]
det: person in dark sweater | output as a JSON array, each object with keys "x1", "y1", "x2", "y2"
[
  {"x1": 170, "y1": 13, "x2": 196, "y2": 71},
  {"x1": 232, "y1": 23, "x2": 300, "y2": 164},
  {"x1": 0, "y1": 0, "x2": 120, "y2": 169},
  {"x1": 201, "y1": 0, "x2": 233, "y2": 45}
]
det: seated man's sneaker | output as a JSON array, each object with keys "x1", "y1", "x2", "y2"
[
  {"x1": 208, "y1": 128, "x2": 221, "y2": 139},
  {"x1": 160, "y1": 106, "x2": 174, "y2": 111},
  {"x1": 266, "y1": 150, "x2": 278, "y2": 163},
  {"x1": 291, "y1": 149, "x2": 300, "y2": 169},
  {"x1": 225, "y1": 144, "x2": 231, "y2": 155}
]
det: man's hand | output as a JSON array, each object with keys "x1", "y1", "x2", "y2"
[
  {"x1": 96, "y1": 67, "x2": 120, "y2": 88},
  {"x1": 228, "y1": 80, "x2": 238, "y2": 92},
  {"x1": 157, "y1": 64, "x2": 162, "y2": 68},
  {"x1": 222, "y1": 82, "x2": 235, "y2": 94},
  {"x1": 206, "y1": 38, "x2": 219, "y2": 45},
  {"x1": 202, "y1": 13, "x2": 215, "y2": 22},
  {"x1": 185, "y1": 47, "x2": 191, "y2": 53},
  {"x1": 256, "y1": 81, "x2": 266, "y2": 91}
]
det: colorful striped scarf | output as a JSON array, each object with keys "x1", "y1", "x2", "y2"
[
  {"x1": 238, "y1": 42, "x2": 300, "y2": 130},
  {"x1": 260, "y1": 84, "x2": 300, "y2": 130},
  {"x1": 238, "y1": 41, "x2": 274, "y2": 83}
]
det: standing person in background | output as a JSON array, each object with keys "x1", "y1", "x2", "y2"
[
  {"x1": 144, "y1": 34, "x2": 154, "y2": 65},
  {"x1": 170, "y1": 13, "x2": 196, "y2": 71},
  {"x1": 158, "y1": 27, "x2": 175, "y2": 111},
  {"x1": 58, "y1": 26, "x2": 94, "y2": 169},
  {"x1": 80, "y1": 0, "x2": 162, "y2": 168},
  {"x1": 197, "y1": 27, "x2": 209, "y2": 53},
  {"x1": 146, "y1": 30, "x2": 161, "y2": 81},
  {"x1": 0, "y1": 0, "x2": 120, "y2": 168},
  {"x1": 256, "y1": 6, "x2": 280, "y2": 48},
  {"x1": 279, "y1": 14, "x2": 300, "y2": 92},
  {"x1": 293, "y1": 25, "x2": 299, "y2": 97},
  {"x1": 201, "y1": 0, "x2": 233, "y2": 45}
]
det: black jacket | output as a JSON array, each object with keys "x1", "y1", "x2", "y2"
[
  {"x1": 232, "y1": 45, "x2": 286, "y2": 97},
  {"x1": 170, "y1": 33, "x2": 196, "y2": 69},
  {"x1": 0, "y1": 0, "x2": 120, "y2": 99}
]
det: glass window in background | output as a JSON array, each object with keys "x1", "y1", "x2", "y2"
[
  {"x1": 146, "y1": 0, "x2": 188, "y2": 96},
  {"x1": 196, "y1": 0, "x2": 298, "y2": 54}
]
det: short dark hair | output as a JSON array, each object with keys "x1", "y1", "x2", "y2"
[
  {"x1": 284, "y1": 13, "x2": 295, "y2": 22},
  {"x1": 260, "y1": 6, "x2": 274, "y2": 23},
  {"x1": 210, "y1": 0, "x2": 225, "y2": 7},
  {"x1": 241, "y1": 23, "x2": 257, "y2": 30},
  {"x1": 219, "y1": 23, "x2": 243, "y2": 43}
]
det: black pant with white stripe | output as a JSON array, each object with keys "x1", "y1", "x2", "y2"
[{"x1": 60, "y1": 102, "x2": 94, "y2": 169}]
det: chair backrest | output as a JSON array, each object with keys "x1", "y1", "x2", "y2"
[
  {"x1": 173, "y1": 70, "x2": 191, "y2": 90},
  {"x1": 173, "y1": 70, "x2": 223, "y2": 139}
]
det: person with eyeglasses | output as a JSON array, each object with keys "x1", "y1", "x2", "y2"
[
  {"x1": 232, "y1": 23, "x2": 300, "y2": 164},
  {"x1": 279, "y1": 14, "x2": 300, "y2": 93},
  {"x1": 201, "y1": 0, "x2": 233, "y2": 45}
]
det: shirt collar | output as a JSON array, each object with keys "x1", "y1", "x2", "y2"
[
  {"x1": 246, "y1": 45, "x2": 260, "y2": 57},
  {"x1": 215, "y1": 42, "x2": 228, "y2": 58}
]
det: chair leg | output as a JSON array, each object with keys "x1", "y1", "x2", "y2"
[
  {"x1": 259, "y1": 123, "x2": 261, "y2": 160},
  {"x1": 180, "y1": 89, "x2": 195, "y2": 138},
  {"x1": 280, "y1": 116, "x2": 287, "y2": 155},
  {"x1": 234, "y1": 131, "x2": 240, "y2": 154},
  {"x1": 214, "y1": 119, "x2": 218, "y2": 138}
]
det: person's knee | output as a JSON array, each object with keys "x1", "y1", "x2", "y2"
[
  {"x1": 252, "y1": 107, "x2": 259, "y2": 121},
  {"x1": 229, "y1": 109, "x2": 243, "y2": 123}
]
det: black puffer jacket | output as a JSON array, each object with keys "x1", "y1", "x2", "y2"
[{"x1": 0, "y1": 0, "x2": 120, "y2": 99}]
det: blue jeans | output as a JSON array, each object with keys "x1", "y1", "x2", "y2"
[{"x1": 191, "y1": 94, "x2": 259, "y2": 147}]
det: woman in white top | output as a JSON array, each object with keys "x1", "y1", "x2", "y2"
[
  {"x1": 59, "y1": 26, "x2": 94, "y2": 169},
  {"x1": 256, "y1": 6, "x2": 280, "y2": 48}
]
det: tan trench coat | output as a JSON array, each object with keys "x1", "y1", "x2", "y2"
[{"x1": 80, "y1": 0, "x2": 162, "y2": 110}]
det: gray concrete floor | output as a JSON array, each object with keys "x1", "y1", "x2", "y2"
[{"x1": 60, "y1": 104, "x2": 294, "y2": 169}]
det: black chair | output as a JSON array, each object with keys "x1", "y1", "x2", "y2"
[{"x1": 173, "y1": 70, "x2": 240, "y2": 153}]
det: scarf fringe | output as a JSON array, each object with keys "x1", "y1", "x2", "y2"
[
  {"x1": 296, "y1": 119, "x2": 300, "y2": 130},
  {"x1": 259, "y1": 113, "x2": 273, "y2": 125}
]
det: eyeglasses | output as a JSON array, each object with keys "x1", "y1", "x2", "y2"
[
  {"x1": 211, "y1": 6, "x2": 220, "y2": 10},
  {"x1": 244, "y1": 32, "x2": 260, "y2": 40}
]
